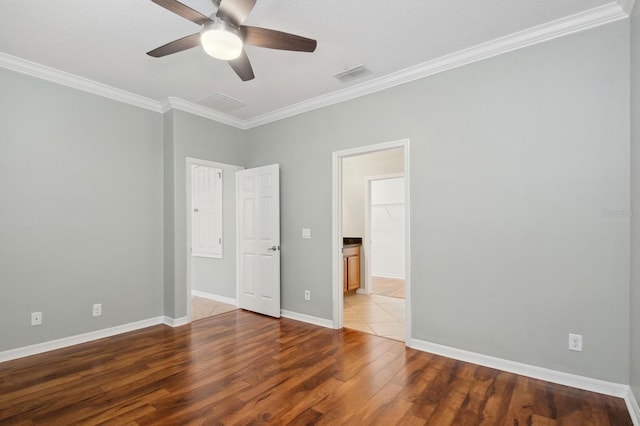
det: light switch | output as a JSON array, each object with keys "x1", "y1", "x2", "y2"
[{"x1": 302, "y1": 228, "x2": 311, "y2": 239}]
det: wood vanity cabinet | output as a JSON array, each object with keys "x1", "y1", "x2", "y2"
[{"x1": 343, "y1": 245, "x2": 361, "y2": 292}]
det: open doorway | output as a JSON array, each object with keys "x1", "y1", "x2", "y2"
[
  {"x1": 186, "y1": 157, "x2": 243, "y2": 323},
  {"x1": 367, "y1": 175, "x2": 405, "y2": 299},
  {"x1": 332, "y1": 140, "x2": 411, "y2": 344}
]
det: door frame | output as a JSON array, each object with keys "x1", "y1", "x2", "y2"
[
  {"x1": 331, "y1": 139, "x2": 412, "y2": 345},
  {"x1": 185, "y1": 157, "x2": 243, "y2": 323},
  {"x1": 363, "y1": 173, "x2": 405, "y2": 295}
]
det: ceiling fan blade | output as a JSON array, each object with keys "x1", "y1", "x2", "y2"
[
  {"x1": 240, "y1": 26, "x2": 317, "y2": 52},
  {"x1": 228, "y1": 49, "x2": 255, "y2": 81},
  {"x1": 152, "y1": 0, "x2": 212, "y2": 26},
  {"x1": 147, "y1": 33, "x2": 201, "y2": 57},
  {"x1": 216, "y1": 0, "x2": 256, "y2": 27}
]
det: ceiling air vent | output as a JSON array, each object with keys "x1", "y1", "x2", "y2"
[
  {"x1": 198, "y1": 93, "x2": 247, "y2": 113},
  {"x1": 333, "y1": 65, "x2": 371, "y2": 83}
]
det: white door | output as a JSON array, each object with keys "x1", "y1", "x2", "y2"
[{"x1": 236, "y1": 164, "x2": 281, "y2": 317}]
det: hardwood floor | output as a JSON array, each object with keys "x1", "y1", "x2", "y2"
[{"x1": 0, "y1": 310, "x2": 632, "y2": 425}]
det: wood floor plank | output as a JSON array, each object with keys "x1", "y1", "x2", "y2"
[
  {"x1": 450, "y1": 366, "x2": 502, "y2": 425},
  {"x1": 423, "y1": 363, "x2": 476, "y2": 424},
  {"x1": 504, "y1": 376, "x2": 537, "y2": 425},
  {"x1": 479, "y1": 371, "x2": 518, "y2": 425},
  {"x1": 0, "y1": 310, "x2": 632, "y2": 425}
]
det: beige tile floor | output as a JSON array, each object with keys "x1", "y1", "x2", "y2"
[
  {"x1": 191, "y1": 296, "x2": 237, "y2": 321},
  {"x1": 344, "y1": 293, "x2": 405, "y2": 341}
]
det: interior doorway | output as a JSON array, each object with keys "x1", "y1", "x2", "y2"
[
  {"x1": 332, "y1": 140, "x2": 411, "y2": 344},
  {"x1": 367, "y1": 175, "x2": 405, "y2": 299},
  {"x1": 186, "y1": 157, "x2": 243, "y2": 323}
]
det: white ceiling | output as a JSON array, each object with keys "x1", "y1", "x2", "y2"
[{"x1": 0, "y1": 0, "x2": 631, "y2": 122}]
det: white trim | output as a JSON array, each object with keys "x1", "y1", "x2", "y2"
[
  {"x1": 192, "y1": 289, "x2": 238, "y2": 306},
  {"x1": 618, "y1": 0, "x2": 637, "y2": 15},
  {"x1": 235, "y1": 171, "x2": 241, "y2": 309},
  {"x1": 626, "y1": 388, "x2": 640, "y2": 425},
  {"x1": 280, "y1": 310, "x2": 333, "y2": 329},
  {"x1": 403, "y1": 142, "x2": 412, "y2": 344},
  {"x1": 409, "y1": 338, "x2": 628, "y2": 398},
  {"x1": 186, "y1": 158, "x2": 244, "y2": 172},
  {"x1": 332, "y1": 139, "x2": 412, "y2": 347},
  {"x1": 243, "y1": 3, "x2": 626, "y2": 129},
  {"x1": 332, "y1": 151, "x2": 343, "y2": 329},
  {"x1": 0, "y1": 52, "x2": 162, "y2": 113},
  {"x1": 0, "y1": 317, "x2": 165, "y2": 363},
  {"x1": 0, "y1": 3, "x2": 627, "y2": 131},
  {"x1": 163, "y1": 316, "x2": 190, "y2": 327},
  {"x1": 371, "y1": 273, "x2": 406, "y2": 280},
  {"x1": 163, "y1": 97, "x2": 247, "y2": 129},
  {"x1": 186, "y1": 157, "x2": 244, "y2": 323}
]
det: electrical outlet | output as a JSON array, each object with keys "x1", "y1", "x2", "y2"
[
  {"x1": 569, "y1": 333, "x2": 583, "y2": 351},
  {"x1": 304, "y1": 290, "x2": 311, "y2": 301},
  {"x1": 93, "y1": 303, "x2": 102, "y2": 317},
  {"x1": 302, "y1": 228, "x2": 311, "y2": 239},
  {"x1": 31, "y1": 312, "x2": 42, "y2": 326}
]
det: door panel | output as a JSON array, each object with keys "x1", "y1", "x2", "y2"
[{"x1": 237, "y1": 164, "x2": 280, "y2": 317}]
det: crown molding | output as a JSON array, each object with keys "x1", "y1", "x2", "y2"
[
  {"x1": 618, "y1": 0, "x2": 637, "y2": 15},
  {"x1": 0, "y1": 2, "x2": 629, "y2": 130},
  {"x1": 0, "y1": 52, "x2": 162, "y2": 113},
  {"x1": 162, "y1": 97, "x2": 247, "y2": 129},
  {"x1": 243, "y1": 2, "x2": 627, "y2": 129}
]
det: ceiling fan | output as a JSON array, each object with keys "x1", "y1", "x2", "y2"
[{"x1": 147, "y1": 0, "x2": 317, "y2": 81}]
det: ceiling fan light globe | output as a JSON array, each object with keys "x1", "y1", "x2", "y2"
[{"x1": 201, "y1": 23, "x2": 243, "y2": 60}]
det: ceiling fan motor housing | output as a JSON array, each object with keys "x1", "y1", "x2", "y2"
[{"x1": 201, "y1": 18, "x2": 243, "y2": 60}]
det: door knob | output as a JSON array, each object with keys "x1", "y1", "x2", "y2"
[{"x1": 267, "y1": 245, "x2": 280, "y2": 251}]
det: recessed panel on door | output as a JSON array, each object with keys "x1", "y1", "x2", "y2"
[{"x1": 242, "y1": 254, "x2": 255, "y2": 296}]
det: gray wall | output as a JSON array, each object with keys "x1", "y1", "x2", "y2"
[
  {"x1": 630, "y1": 1, "x2": 640, "y2": 403},
  {"x1": 246, "y1": 21, "x2": 631, "y2": 382},
  {"x1": 164, "y1": 110, "x2": 247, "y2": 319},
  {"x1": 0, "y1": 68, "x2": 164, "y2": 351}
]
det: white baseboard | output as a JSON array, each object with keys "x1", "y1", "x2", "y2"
[
  {"x1": 280, "y1": 310, "x2": 333, "y2": 329},
  {"x1": 409, "y1": 338, "x2": 628, "y2": 399},
  {"x1": 163, "y1": 316, "x2": 189, "y2": 327},
  {"x1": 626, "y1": 387, "x2": 640, "y2": 426},
  {"x1": 191, "y1": 290, "x2": 238, "y2": 306},
  {"x1": 372, "y1": 273, "x2": 406, "y2": 280},
  {"x1": 0, "y1": 317, "x2": 166, "y2": 363}
]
